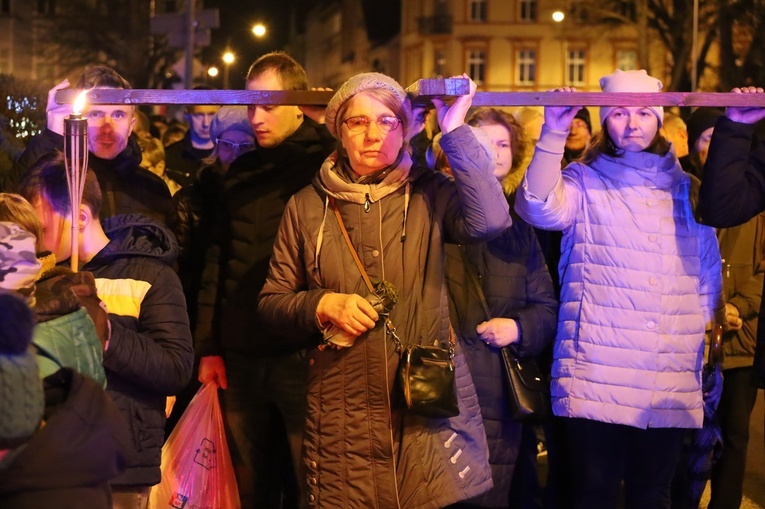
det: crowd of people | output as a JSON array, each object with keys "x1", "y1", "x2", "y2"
[{"x1": 0, "y1": 51, "x2": 764, "y2": 509}]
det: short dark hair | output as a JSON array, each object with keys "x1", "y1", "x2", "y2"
[
  {"x1": 18, "y1": 152, "x2": 102, "y2": 218},
  {"x1": 246, "y1": 51, "x2": 308, "y2": 91},
  {"x1": 76, "y1": 66, "x2": 131, "y2": 89}
]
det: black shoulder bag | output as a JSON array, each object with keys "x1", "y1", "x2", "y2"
[
  {"x1": 331, "y1": 199, "x2": 459, "y2": 418},
  {"x1": 461, "y1": 246, "x2": 551, "y2": 422}
]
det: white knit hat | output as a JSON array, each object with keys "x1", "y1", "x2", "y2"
[
  {"x1": 210, "y1": 106, "x2": 254, "y2": 142},
  {"x1": 325, "y1": 72, "x2": 411, "y2": 139},
  {"x1": 599, "y1": 69, "x2": 664, "y2": 127}
]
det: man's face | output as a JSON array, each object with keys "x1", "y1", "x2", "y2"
[
  {"x1": 566, "y1": 118, "x2": 591, "y2": 152},
  {"x1": 694, "y1": 127, "x2": 715, "y2": 166},
  {"x1": 187, "y1": 105, "x2": 220, "y2": 143},
  {"x1": 246, "y1": 69, "x2": 304, "y2": 148},
  {"x1": 84, "y1": 103, "x2": 136, "y2": 160},
  {"x1": 32, "y1": 197, "x2": 72, "y2": 263}
]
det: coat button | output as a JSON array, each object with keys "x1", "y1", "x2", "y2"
[
  {"x1": 309, "y1": 494, "x2": 315, "y2": 503},
  {"x1": 310, "y1": 461, "x2": 317, "y2": 468},
  {"x1": 372, "y1": 249, "x2": 380, "y2": 257},
  {"x1": 309, "y1": 358, "x2": 315, "y2": 366}
]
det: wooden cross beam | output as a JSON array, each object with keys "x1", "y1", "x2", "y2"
[{"x1": 54, "y1": 77, "x2": 765, "y2": 107}]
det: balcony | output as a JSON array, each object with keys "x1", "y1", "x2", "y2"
[{"x1": 418, "y1": 15, "x2": 452, "y2": 36}]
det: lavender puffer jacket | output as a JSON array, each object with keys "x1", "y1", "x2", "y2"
[{"x1": 515, "y1": 128, "x2": 723, "y2": 429}]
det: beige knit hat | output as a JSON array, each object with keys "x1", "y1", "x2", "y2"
[
  {"x1": 325, "y1": 72, "x2": 410, "y2": 139},
  {"x1": 599, "y1": 69, "x2": 664, "y2": 127}
]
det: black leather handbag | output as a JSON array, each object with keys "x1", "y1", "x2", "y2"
[
  {"x1": 332, "y1": 199, "x2": 459, "y2": 419},
  {"x1": 461, "y1": 247, "x2": 552, "y2": 422}
]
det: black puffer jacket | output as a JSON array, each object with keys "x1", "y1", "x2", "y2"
[
  {"x1": 12, "y1": 129, "x2": 177, "y2": 230},
  {"x1": 196, "y1": 118, "x2": 335, "y2": 356},
  {"x1": 82, "y1": 214, "x2": 193, "y2": 486},
  {"x1": 174, "y1": 163, "x2": 224, "y2": 333}
]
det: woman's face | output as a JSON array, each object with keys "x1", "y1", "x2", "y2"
[
  {"x1": 340, "y1": 92, "x2": 404, "y2": 176},
  {"x1": 476, "y1": 123, "x2": 513, "y2": 180},
  {"x1": 216, "y1": 130, "x2": 255, "y2": 170},
  {"x1": 694, "y1": 127, "x2": 715, "y2": 166},
  {"x1": 605, "y1": 107, "x2": 660, "y2": 152}
]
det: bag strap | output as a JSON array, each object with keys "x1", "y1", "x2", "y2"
[
  {"x1": 331, "y1": 197, "x2": 375, "y2": 295},
  {"x1": 331, "y1": 196, "x2": 454, "y2": 354},
  {"x1": 460, "y1": 245, "x2": 492, "y2": 321}
]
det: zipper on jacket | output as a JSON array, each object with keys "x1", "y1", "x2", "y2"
[
  {"x1": 364, "y1": 193, "x2": 371, "y2": 213},
  {"x1": 383, "y1": 329, "x2": 403, "y2": 508}
]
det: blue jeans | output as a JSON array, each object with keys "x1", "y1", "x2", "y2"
[{"x1": 222, "y1": 350, "x2": 308, "y2": 509}]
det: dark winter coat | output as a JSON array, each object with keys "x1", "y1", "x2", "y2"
[
  {"x1": 82, "y1": 214, "x2": 193, "y2": 486},
  {"x1": 163, "y1": 131, "x2": 209, "y2": 187},
  {"x1": 12, "y1": 130, "x2": 177, "y2": 230},
  {"x1": 258, "y1": 125, "x2": 511, "y2": 508},
  {"x1": 444, "y1": 215, "x2": 557, "y2": 507},
  {"x1": 196, "y1": 118, "x2": 336, "y2": 356},
  {"x1": 174, "y1": 163, "x2": 225, "y2": 333},
  {"x1": 0, "y1": 368, "x2": 130, "y2": 509},
  {"x1": 698, "y1": 116, "x2": 765, "y2": 383}
]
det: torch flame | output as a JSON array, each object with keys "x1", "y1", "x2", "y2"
[{"x1": 73, "y1": 90, "x2": 88, "y2": 115}]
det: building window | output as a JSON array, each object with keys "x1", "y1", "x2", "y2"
[
  {"x1": 519, "y1": 0, "x2": 537, "y2": 22},
  {"x1": 37, "y1": 0, "x2": 55, "y2": 15},
  {"x1": 466, "y1": 49, "x2": 486, "y2": 85},
  {"x1": 516, "y1": 49, "x2": 536, "y2": 86},
  {"x1": 566, "y1": 49, "x2": 586, "y2": 86},
  {"x1": 0, "y1": 48, "x2": 9, "y2": 73},
  {"x1": 616, "y1": 49, "x2": 637, "y2": 71},
  {"x1": 434, "y1": 48, "x2": 447, "y2": 77},
  {"x1": 469, "y1": 0, "x2": 487, "y2": 22},
  {"x1": 1, "y1": 0, "x2": 10, "y2": 15}
]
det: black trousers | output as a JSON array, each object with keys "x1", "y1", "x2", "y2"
[
  {"x1": 565, "y1": 417, "x2": 688, "y2": 509},
  {"x1": 709, "y1": 366, "x2": 759, "y2": 509}
]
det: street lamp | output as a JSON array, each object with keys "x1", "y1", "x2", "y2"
[
  {"x1": 208, "y1": 66, "x2": 219, "y2": 78},
  {"x1": 223, "y1": 51, "x2": 235, "y2": 89},
  {"x1": 552, "y1": 10, "x2": 565, "y2": 22},
  {"x1": 252, "y1": 23, "x2": 266, "y2": 38}
]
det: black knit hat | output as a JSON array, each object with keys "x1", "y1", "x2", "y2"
[
  {"x1": 686, "y1": 108, "x2": 724, "y2": 153},
  {"x1": 574, "y1": 108, "x2": 592, "y2": 134}
]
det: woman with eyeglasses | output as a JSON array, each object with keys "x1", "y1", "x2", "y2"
[{"x1": 257, "y1": 72, "x2": 511, "y2": 507}]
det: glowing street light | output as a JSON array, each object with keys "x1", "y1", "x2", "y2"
[
  {"x1": 552, "y1": 10, "x2": 565, "y2": 22},
  {"x1": 208, "y1": 66, "x2": 219, "y2": 78},
  {"x1": 252, "y1": 23, "x2": 266, "y2": 38}
]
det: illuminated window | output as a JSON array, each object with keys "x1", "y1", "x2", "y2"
[
  {"x1": 566, "y1": 49, "x2": 586, "y2": 86},
  {"x1": 467, "y1": 49, "x2": 486, "y2": 85},
  {"x1": 519, "y1": 0, "x2": 537, "y2": 22},
  {"x1": 469, "y1": 0, "x2": 487, "y2": 22},
  {"x1": 516, "y1": 49, "x2": 536, "y2": 86},
  {"x1": 616, "y1": 49, "x2": 637, "y2": 71}
]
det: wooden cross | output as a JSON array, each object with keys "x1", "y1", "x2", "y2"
[{"x1": 55, "y1": 78, "x2": 765, "y2": 107}]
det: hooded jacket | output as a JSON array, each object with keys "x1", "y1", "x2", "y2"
[
  {"x1": 516, "y1": 126, "x2": 723, "y2": 430},
  {"x1": 258, "y1": 125, "x2": 511, "y2": 508},
  {"x1": 82, "y1": 214, "x2": 193, "y2": 486},
  {"x1": 0, "y1": 368, "x2": 130, "y2": 509},
  {"x1": 11, "y1": 129, "x2": 177, "y2": 230}
]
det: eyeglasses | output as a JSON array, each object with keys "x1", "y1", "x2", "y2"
[
  {"x1": 342, "y1": 116, "x2": 402, "y2": 134},
  {"x1": 216, "y1": 138, "x2": 255, "y2": 151}
]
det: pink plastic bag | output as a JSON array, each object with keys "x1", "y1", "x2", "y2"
[{"x1": 149, "y1": 383, "x2": 239, "y2": 509}]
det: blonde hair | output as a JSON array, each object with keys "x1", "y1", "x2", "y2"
[
  {"x1": 0, "y1": 193, "x2": 45, "y2": 253},
  {"x1": 137, "y1": 136, "x2": 166, "y2": 167}
]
